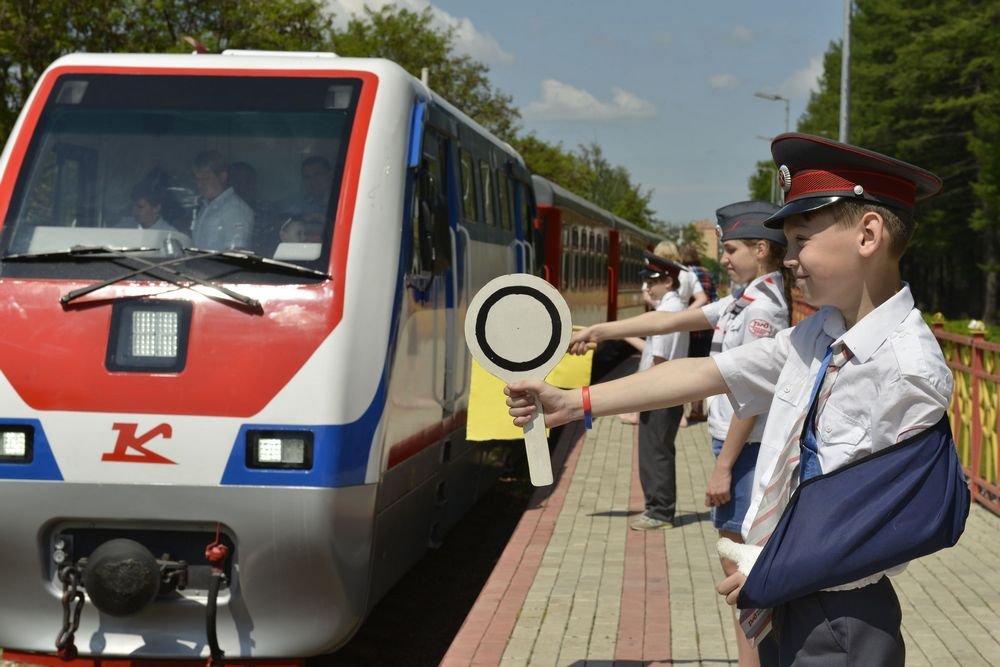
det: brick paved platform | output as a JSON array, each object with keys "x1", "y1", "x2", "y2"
[{"x1": 442, "y1": 415, "x2": 1000, "y2": 666}]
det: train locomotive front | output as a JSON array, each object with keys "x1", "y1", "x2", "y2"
[{"x1": 0, "y1": 53, "x2": 505, "y2": 661}]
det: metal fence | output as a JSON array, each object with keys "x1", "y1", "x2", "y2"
[{"x1": 792, "y1": 299, "x2": 1000, "y2": 517}]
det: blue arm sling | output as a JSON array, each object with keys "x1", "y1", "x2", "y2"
[{"x1": 738, "y1": 415, "x2": 970, "y2": 610}]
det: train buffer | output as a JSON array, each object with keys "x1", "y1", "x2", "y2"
[{"x1": 443, "y1": 416, "x2": 1000, "y2": 666}]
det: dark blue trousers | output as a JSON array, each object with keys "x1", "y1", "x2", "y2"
[
  {"x1": 759, "y1": 576, "x2": 905, "y2": 666},
  {"x1": 637, "y1": 406, "x2": 683, "y2": 522}
]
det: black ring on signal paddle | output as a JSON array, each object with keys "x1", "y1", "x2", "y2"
[{"x1": 475, "y1": 285, "x2": 561, "y2": 373}]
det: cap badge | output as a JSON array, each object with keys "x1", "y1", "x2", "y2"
[
  {"x1": 777, "y1": 165, "x2": 792, "y2": 193},
  {"x1": 853, "y1": 184, "x2": 864, "y2": 196}
]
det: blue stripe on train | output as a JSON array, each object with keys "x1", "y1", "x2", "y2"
[
  {"x1": 219, "y1": 371, "x2": 387, "y2": 488},
  {"x1": 0, "y1": 418, "x2": 63, "y2": 480}
]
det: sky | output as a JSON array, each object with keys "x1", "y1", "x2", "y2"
[{"x1": 326, "y1": 1, "x2": 847, "y2": 225}]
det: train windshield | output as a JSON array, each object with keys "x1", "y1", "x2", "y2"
[{"x1": 0, "y1": 73, "x2": 362, "y2": 282}]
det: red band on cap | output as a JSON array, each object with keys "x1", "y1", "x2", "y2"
[{"x1": 787, "y1": 168, "x2": 917, "y2": 208}]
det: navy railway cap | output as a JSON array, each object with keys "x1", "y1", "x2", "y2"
[
  {"x1": 715, "y1": 200, "x2": 785, "y2": 246},
  {"x1": 764, "y1": 132, "x2": 943, "y2": 228},
  {"x1": 640, "y1": 251, "x2": 686, "y2": 279}
]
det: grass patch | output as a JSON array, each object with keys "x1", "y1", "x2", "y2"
[{"x1": 923, "y1": 314, "x2": 1000, "y2": 343}]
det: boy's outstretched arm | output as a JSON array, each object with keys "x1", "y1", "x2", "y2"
[
  {"x1": 568, "y1": 309, "x2": 711, "y2": 355},
  {"x1": 506, "y1": 357, "x2": 726, "y2": 428}
]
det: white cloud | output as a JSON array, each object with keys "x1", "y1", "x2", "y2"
[
  {"x1": 779, "y1": 56, "x2": 824, "y2": 98},
  {"x1": 732, "y1": 26, "x2": 753, "y2": 42},
  {"x1": 708, "y1": 73, "x2": 738, "y2": 89},
  {"x1": 325, "y1": 0, "x2": 514, "y2": 64},
  {"x1": 523, "y1": 79, "x2": 656, "y2": 121}
]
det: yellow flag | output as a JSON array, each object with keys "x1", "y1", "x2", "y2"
[{"x1": 466, "y1": 350, "x2": 594, "y2": 441}]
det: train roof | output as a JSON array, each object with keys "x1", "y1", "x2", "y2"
[{"x1": 532, "y1": 175, "x2": 659, "y2": 242}]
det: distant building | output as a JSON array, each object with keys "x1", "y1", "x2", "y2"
[{"x1": 693, "y1": 219, "x2": 718, "y2": 261}]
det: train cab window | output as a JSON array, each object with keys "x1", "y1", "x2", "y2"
[
  {"x1": 479, "y1": 161, "x2": 495, "y2": 226},
  {"x1": 1, "y1": 73, "x2": 362, "y2": 281},
  {"x1": 460, "y1": 150, "x2": 477, "y2": 223},
  {"x1": 497, "y1": 170, "x2": 513, "y2": 231}
]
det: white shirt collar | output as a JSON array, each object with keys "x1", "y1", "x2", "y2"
[
  {"x1": 822, "y1": 283, "x2": 914, "y2": 363},
  {"x1": 202, "y1": 187, "x2": 235, "y2": 208}
]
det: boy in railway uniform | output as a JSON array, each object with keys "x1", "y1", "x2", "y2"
[
  {"x1": 507, "y1": 133, "x2": 956, "y2": 665},
  {"x1": 630, "y1": 254, "x2": 689, "y2": 530}
]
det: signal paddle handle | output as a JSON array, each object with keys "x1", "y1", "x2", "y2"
[{"x1": 522, "y1": 398, "x2": 553, "y2": 486}]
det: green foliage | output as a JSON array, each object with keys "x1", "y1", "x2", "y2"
[
  {"x1": 921, "y1": 314, "x2": 1000, "y2": 343},
  {"x1": 574, "y1": 143, "x2": 660, "y2": 230},
  {"x1": 511, "y1": 133, "x2": 583, "y2": 188},
  {"x1": 0, "y1": 0, "x2": 334, "y2": 136},
  {"x1": 747, "y1": 159, "x2": 778, "y2": 203},
  {"x1": 661, "y1": 222, "x2": 706, "y2": 254},
  {"x1": 785, "y1": 0, "x2": 1000, "y2": 322},
  {"x1": 513, "y1": 135, "x2": 661, "y2": 231},
  {"x1": 330, "y1": 5, "x2": 519, "y2": 141}
]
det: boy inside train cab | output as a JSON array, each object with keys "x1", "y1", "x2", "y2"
[{"x1": 506, "y1": 133, "x2": 956, "y2": 666}]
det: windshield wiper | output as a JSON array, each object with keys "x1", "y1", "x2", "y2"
[
  {"x1": 184, "y1": 246, "x2": 330, "y2": 280},
  {"x1": 56, "y1": 246, "x2": 262, "y2": 310},
  {"x1": 3, "y1": 245, "x2": 161, "y2": 260},
  {"x1": 4, "y1": 244, "x2": 329, "y2": 280}
]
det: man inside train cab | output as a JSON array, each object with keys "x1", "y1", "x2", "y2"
[
  {"x1": 190, "y1": 149, "x2": 254, "y2": 250},
  {"x1": 289, "y1": 155, "x2": 335, "y2": 226}
]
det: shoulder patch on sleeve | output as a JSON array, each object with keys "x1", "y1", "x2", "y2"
[{"x1": 748, "y1": 318, "x2": 773, "y2": 337}]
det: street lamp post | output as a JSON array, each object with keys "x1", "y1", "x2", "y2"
[
  {"x1": 754, "y1": 91, "x2": 790, "y2": 134},
  {"x1": 754, "y1": 93, "x2": 790, "y2": 204}
]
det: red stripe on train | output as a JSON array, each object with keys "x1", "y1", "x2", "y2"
[{"x1": 386, "y1": 410, "x2": 468, "y2": 469}]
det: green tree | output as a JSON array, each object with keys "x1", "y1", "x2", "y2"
[
  {"x1": 512, "y1": 133, "x2": 589, "y2": 192},
  {"x1": 662, "y1": 222, "x2": 706, "y2": 254},
  {"x1": 938, "y1": 1, "x2": 1000, "y2": 323},
  {"x1": 574, "y1": 142, "x2": 660, "y2": 230},
  {"x1": 783, "y1": 0, "x2": 1000, "y2": 321},
  {"x1": 0, "y1": 0, "x2": 334, "y2": 139},
  {"x1": 330, "y1": 5, "x2": 519, "y2": 141},
  {"x1": 748, "y1": 159, "x2": 778, "y2": 203}
]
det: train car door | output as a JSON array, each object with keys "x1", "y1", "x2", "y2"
[{"x1": 416, "y1": 127, "x2": 459, "y2": 417}]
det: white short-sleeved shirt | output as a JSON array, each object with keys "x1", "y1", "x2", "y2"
[
  {"x1": 639, "y1": 290, "x2": 688, "y2": 371},
  {"x1": 678, "y1": 269, "x2": 704, "y2": 306},
  {"x1": 700, "y1": 271, "x2": 789, "y2": 441},
  {"x1": 650, "y1": 290, "x2": 688, "y2": 363},
  {"x1": 713, "y1": 285, "x2": 953, "y2": 579}
]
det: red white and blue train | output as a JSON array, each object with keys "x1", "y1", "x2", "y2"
[{"x1": 0, "y1": 51, "x2": 659, "y2": 664}]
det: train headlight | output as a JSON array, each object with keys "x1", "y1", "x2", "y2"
[
  {"x1": 246, "y1": 430, "x2": 313, "y2": 470},
  {"x1": 106, "y1": 301, "x2": 191, "y2": 373},
  {"x1": 0, "y1": 426, "x2": 33, "y2": 463}
]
